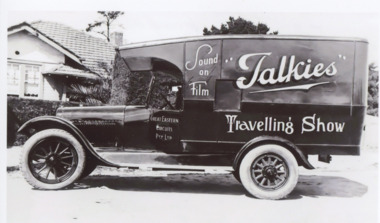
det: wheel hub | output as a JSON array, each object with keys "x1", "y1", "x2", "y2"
[
  {"x1": 263, "y1": 166, "x2": 277, "y2": 180},
  {"x1": 46, "y1": 155, "x2": 58, "y2": 166},
  {"x1": 251, "y1": 153, "x2": 289, "y2": 190}
]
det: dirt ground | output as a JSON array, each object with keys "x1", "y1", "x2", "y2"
[{"x1": 5, "y1": 116, "x2": 379, "y2": 223}]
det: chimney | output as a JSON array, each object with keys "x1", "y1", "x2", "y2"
[{"x1": 110, "y1": 32, "x2": 123, "y2": 46}]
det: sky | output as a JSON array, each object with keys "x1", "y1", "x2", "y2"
[{"x1": 6, "y1": 11, "x2": 380, "y2": 64}]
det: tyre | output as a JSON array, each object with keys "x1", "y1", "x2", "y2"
[
  {"x1": 79, "y1": 158, "x2": 97, "y2": 180},
  {"x1": 20, "y1": 129, "x2": 86, "y2": 189},
  {"x1": 232, "y1": 170, "x2": 241, "y2": 183},
  {"x1": 239, "y1": 144, "x2": 298, "y2": 200}
]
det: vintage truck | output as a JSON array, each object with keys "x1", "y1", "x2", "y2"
[{"x1": 19, "y1": 35, "x2": 368, "y2": 199}]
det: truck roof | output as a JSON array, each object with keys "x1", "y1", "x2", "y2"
[{"x1": 119, "y1": 35, "x2": 368, "y2": 50}]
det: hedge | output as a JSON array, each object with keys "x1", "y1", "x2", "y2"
[
  {"x1": 7, "y1": 97, "x2": 83, "y2": 147},
  {"x1": 109, "y1": 52, "x2": 181, "y2": 108},
  {"x1": 109, "y1": 51, "x2": 131, "y2": 105}
]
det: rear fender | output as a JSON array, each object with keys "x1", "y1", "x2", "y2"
[
  {"x1": 233, "y1": 136, "x2": 314, "y2": 171},
  {"x1": 18, "y1": 116, "x2": 116, "y2": 167}
]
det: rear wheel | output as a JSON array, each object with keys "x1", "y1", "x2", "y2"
[
  {"x1": 20, "y1": 129, "x2": 86, "y2": 189},
  {"x1": 239, "y1": 144, "x2": 298, "y2": 200}
]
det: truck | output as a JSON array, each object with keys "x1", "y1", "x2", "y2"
[{"x1": 18, "y1": 35, "x2": 368, "y2": 199}]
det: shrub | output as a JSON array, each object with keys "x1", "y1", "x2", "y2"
[
  {"x1": 367, "y1": 63, "x2": 379, "y2": 116},
  {"x1": 7, "y1": 97, "x2": 83, "y2": 147},
  {"x1": 109, "y1": 51, "x2": 135, "y2": 105},
  {"x1": 109, "y1": 52, "x2": 181, "y2": 108}
]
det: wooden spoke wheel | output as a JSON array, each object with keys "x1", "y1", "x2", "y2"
[
  {"x1": 239, "y1": 144, "x2": 298, "y2": 200},
  {"x1": 21, "y1": 129, "x2": 86, "y2": 189}
]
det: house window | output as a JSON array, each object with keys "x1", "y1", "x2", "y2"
[
  {"x1": 7, "y1": 63, "x2": 21, "y2": 95},
  {"x1": 24, "y1": 65, "x2": 41, "y2": 97},
  {"x1": 7, "y1": 63, "x2": 42, "y2": 98}
]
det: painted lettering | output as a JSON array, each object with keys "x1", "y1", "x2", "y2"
[
  {"x1": 156, "y1": 125, "x2": 173, "y2": 132},
  {"x1": 301, "y1": 114, "x2": 316, "y2": 133},
  {"x1": 226, "y1": 115, "x2": 238, "y2": 133},
  {"x1": 236, "y1": 53, "x2": 338, "y2": 89},
  {"x1": 199, "y1": 69, "x2": 209, "y2": 76},
  {"x1": 227, "y1": 114, "x2": 344, "y2": 135},
  {"x1": 301, "y1": 114, "x2": 345, "y2": 133},
  {"x1": 151, "y1": 116, "x2": 179, "y2": 123},
  {"x1": 185, "y1": 44, "x2": 219, "y2": 71},
  {"x1": 155, "y1": 133, "x2": 173, "y2": 141},
  {"x1": 225, "y1": 114, "x2": 294, "y2": 135},
  {"x1": 189, "y1": 81, "x2": 209, "y2": 96}
]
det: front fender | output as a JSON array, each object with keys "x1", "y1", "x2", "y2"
[
  {"x1": 233, "y1": 136, "x2": 314, "y2": 171},
  {"x1": 18, "y1": 116, "x2": 117, "y2": 167}
]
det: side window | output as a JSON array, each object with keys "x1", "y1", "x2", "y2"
[
  {"x1": 167, "y1": 85, "x2": 183, "y2": 110},
  {"x1": 160, "y1": 85, "x2": 183, "y2": 110},
  {"x1": 214, "y1": 80, "x2": 241, "y2": 111}
]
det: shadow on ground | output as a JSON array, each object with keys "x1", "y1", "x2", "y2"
[
  {"x1": 289, "y1": 175, "x2": 368, "y2": 199},
  {"x1": 75, "y1": 174, "x2": 368, "y2": 199}
]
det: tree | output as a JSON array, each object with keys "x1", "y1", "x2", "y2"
[
  {"x1": 86, "y1": 11, "x2": 124, "y2": 42},
  {"x1": 203, "y1": 16, "x2": 278, "y2": 35},
  {"x1": 72, "y1": 12, "x2": 123, "y2": 105},
  {"x1": 367, "y1": 63, "x2": 379, "y2": 116}
]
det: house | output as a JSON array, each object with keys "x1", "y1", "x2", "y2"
[{"x1": 7, "y1": 21, "x2": 119, "y2": 101}]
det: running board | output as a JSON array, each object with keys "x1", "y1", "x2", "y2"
[{"x1": 96, "y1": 151, "x2": 234, "y2": 171}]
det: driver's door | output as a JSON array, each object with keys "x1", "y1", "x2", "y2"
[{"x1": 150, "y1": 110, "x2": 181, "y2": 153}]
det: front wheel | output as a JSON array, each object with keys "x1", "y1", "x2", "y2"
[
  {"x1": 239, "y1": 144, "x2": 298, "y2": 200},
  {"x1": 20, "y1": 129, "x2": 86, "y2": 189}
]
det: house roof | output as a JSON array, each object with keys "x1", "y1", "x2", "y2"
[
  {"x1": 8, "y1": 21, "x2": 116, "y2": 78},
  {"x1": 43, "y1": 65, "x2": 100, "y2": 80}
]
